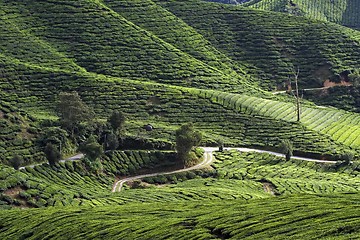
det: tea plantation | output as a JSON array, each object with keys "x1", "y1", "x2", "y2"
[
  {"x1": 1, "y1": 194, "x2": 360, "y2": 239},
  {"x1": 1, "y1": 0, "x2": 360, "y2": 239},
  {"x1": 242, "y1": 0, "x2": 360, "y2": 30}
]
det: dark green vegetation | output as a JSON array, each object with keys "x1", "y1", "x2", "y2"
[
  {"x1": 1, "y1": 0, "x2": 359, "y2": 165},
  {"x1": 1, "y1": 0, "x2": 360, "y2": 238},
  {"x1": 0, "y1": 150, "x2": 178, "y2": 208},
  {"x1": 0, "y1": 101, "x2": 43, "y2": 164},
  {"x1": 175, "y1": 123, "x2": 202, "y2": 166},
  {"x1": 213, "y1": 150, "x2": 360, "y2": 195},
  {"x1": 212, "y1": 0, "x2": 360, "y2": 30}
]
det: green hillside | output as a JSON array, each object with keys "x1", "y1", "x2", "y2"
[
  {"x1": 220, "y1": 0, "x2": 360, "y2": 30},
  {"x1": 158, "y1": 0, "x2": 360, "y2": 90},
  {"x1": 0, "y1": 0, "x2": 359, "y2": 164},
  {"x1": 0, "y1": 101, "x2": 43, "y2": 164},
  {"x1": 1, "y1": 193, "x2": 360, "y2": 239},
  {"x1": 2, "y1": 150, "x2": 360, "y2": 238},
  {"x1": 1, "y1": 0, "x2": 360, "y2": 238}
]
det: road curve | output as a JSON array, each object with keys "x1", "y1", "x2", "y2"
[
  {"x1": 111, "y1": 149, "x2": 214, "y2": 192},
  {"x1": 112, "y1": 147, "x2": 336, "y2": 192}
]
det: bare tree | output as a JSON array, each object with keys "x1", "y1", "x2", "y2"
[{"x1": 289, "y1": 68, "x2": 301, "y2": 122}]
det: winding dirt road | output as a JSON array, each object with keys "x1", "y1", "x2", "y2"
[
  {"x1": 111, "y1": 149, "x2": 214, "y2": 192},
  {"x1": 111, "y1": 147, "x2": 336, "y2": 192},
  {"x1": 19, "y1": 153, "x2": 84, "y2": 170}
]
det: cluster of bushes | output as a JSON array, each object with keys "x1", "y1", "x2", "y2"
[
  {"x1": 213, "y1": 150, "x2": 360, "y2": 195},
  {"x1": 0, "y1": 101, "x2": 44, "y2": 166},
  {"x1": 141, "y1": 169, "x2": 213, "y2": 185},
  {"x1": 102, "y1": 150, "x2": 178, "y2": 176}
]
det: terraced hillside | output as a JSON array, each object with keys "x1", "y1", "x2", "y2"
[
  {"x1": 0, "y1": 0, "x2": 359, "y2": 165},
  {"x1": 0, "y1": 101, "x2": 43, "y2": 165},
  {"x1": 193, "y1": 88, "x2": 360, "y2": 149},
  {"x1": 158, "y1": 0, "x2": 360, "y2": 90},
  {"x1": 1, "y1": 0, "x2": 360, "y2": 238},
  {"x1": 2, "y1": 193, "x2": 360, "y2": 239},
  {"x1": 213, "y1": 150, "x2": 360, "y2": 195},
  {"x1": 241, "y1": 0, "x2": 360, "y2": 30}
]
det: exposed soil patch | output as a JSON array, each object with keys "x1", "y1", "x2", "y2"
[
  {"x1": 259, "y1": 180, "x2": 278, "y2": 196},
  {"x1": 4, "y1": 186, "x2": 31, "y2": 208},
  {"x1": 0, "y1": 111, "x2": 4, "y2": 118},
  {"x1": 4, "y1": 186, "x2": 25, "y2": 197},
  {"x1": 323, "y1": 79, "x2": 352, "y2": 88}
]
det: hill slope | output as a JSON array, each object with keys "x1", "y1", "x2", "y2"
[
  {"x1": 1, "y1": 0, "x2": 359, "y2": 165},
  {"x1": 208, "y1": 0, "x2": 360, "y2": 30},
  {"x1": 1, "y1": 193, "x2": 360, "y2": 239},
  {"x1": 1, "y1": 2, "x2": 360, "y2": 238},
  {"x1": 158, "y1": 0, "x2": 360, "y2": 90}
]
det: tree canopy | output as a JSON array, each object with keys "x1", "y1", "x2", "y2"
[
  {"x1": 44, "y1": 143, "x2": 61, "y2": 166},
  {"x1": 281, "y1": 139, "x2": 293, "y2": 161},
  {"x1": 108, "y1": 110, "x2": 126, "y2": 134},
  {"x1": 175, "y1": 123, "x2": 202, "y2": 166},
  {"x1": 79, "y1": 135, "x2": 104, "y2": 161},
  {"x1": 56, "y1": 92, "x2": 94, "y2": 135}
]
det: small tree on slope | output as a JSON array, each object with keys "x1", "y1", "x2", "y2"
[
  {"x1": 56, "y1": 92, "x2": 94, "y2": 138},
  {"x1": 44, "y1": 143, "x2": 61, "y2": 166},
  {"x1": 281, "y1": 139, "x2": 293, "y2": 161},
  {"x1": 175, "y1": 123, "x2": 202, "y2": 167}
]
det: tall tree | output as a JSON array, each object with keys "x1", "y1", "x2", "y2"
[
  {"x1": 175, "y1": 123, "x2": 202, "y2": 166},
  {"x1": 290, "y1": 68, "x2": 301, "y2": 122},
  {"x1": 10, "y1": 155, "x2": 23, "y2": 170},
  {"x1": 79, "y1": 135, "x2": 104, "y2": 161},
  {"x1": 108, "y1": 110, "x2": 126, "y2": 134},
  {"x1": 104, "y1": 132, "x2": 119, "y2": 151},
  {"x1": 56, "y1": 92, "x2": 94, "y2": 136},
  {"x1": 281, "y1": 139, "x2": 293, "y2": 161},
  {"x1": 44, "y1": 143, "x2": 61, "y2": 166}
]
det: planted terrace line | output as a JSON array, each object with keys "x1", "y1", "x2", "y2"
[
  {"x1": 112, "y1": 147, "x2": 336, "y2": 192},
  {"x1": 18, "y1": 154, "x2": 84, "y2": 170}
]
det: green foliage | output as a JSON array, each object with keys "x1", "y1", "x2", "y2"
[
  {"x1": 175, "y1": 123, "x2": 202, "y2": 166},
  {"x1": 9, "y1": 155, "x2": 23, "y2": 170},
  {"x1": 104, "y1": 132, "x2": 119, "y2": 151},
  {"x1": 38, "y1": 126, "x2": 69, "y2": 155},
  {"x1": 0, "y1": 2, "x2": 360, "y2": 237},
  {"x1": 158, "y1": 0, "x2": 360, "y2": 90},
  {"x1": 79, "y1": 136, "x2": 103, "y2": 161},
  {"x1": 349, "y1": 69, "x2": 360, "y2": 87},
  {"x1": 56, "y1": 92, "x2": 94, "y2": 135},
  {"x1": 0, "y1": 101, "x2": 43, "y2": 165},
  {"x1": 243, "y1": 0, "x2": 360, "y2": 30},
  {"x1": 44, "y1": 143, "x2": 61, "y2": 166},
  {"x1": 213, "y1": 150, "x2": 360, "y2": 195},
  {"x1": 103, "y1": 150, "x2": 177, "y2": 177},
  {"x1": 108, "y1": 111, "x2": 126, "y2": 134},
  {"x1": 2, "y1": 194, "x2": 360, "y2": 239},
  {"x1": 341, "y1": 151, "x2": 354, "y2": 165},
  {"x1": 281, "y1": 139, "x2": 293, "y2": 160},
  {"x1": 196, "y1": 88, "x2": 360, "y2": 152}
]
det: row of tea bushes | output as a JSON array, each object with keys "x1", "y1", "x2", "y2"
[
  {"x1": 213, "y1": 150, "x2": 360, "y2": 195},
  {"x1": 2, "y1": 193, "x2": 360, "y2": 239}
]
